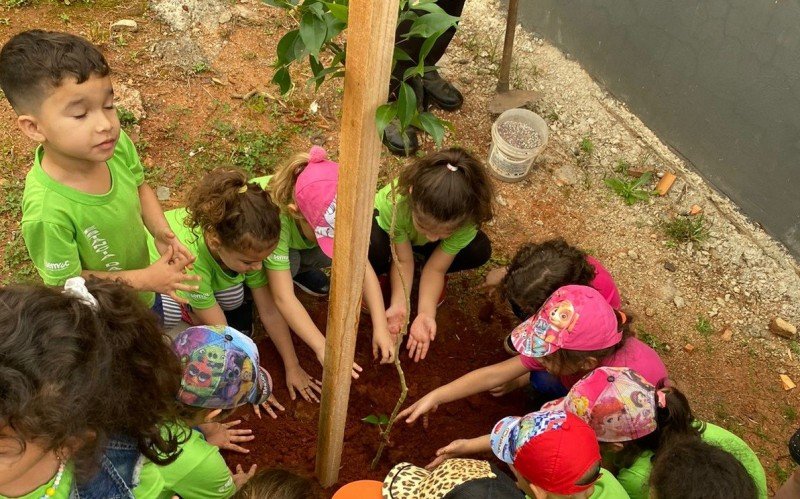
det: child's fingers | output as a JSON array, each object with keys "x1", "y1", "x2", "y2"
[
  {"x1": 248, "y1": 464, "x2": 257, "y2": 477},
  {"x1": 372, "y1": 341, "x2": 379, "y2": 361},
  {"x1": 236, "y1": 464, "x2": 243, "y2": 474},
  {"x1": 261, "y1": 403, "x2": 278, "y2": 419},
  {"x1": 288, "y1": 384, "x2": 297, "y2": 401},
  {"x1": 167, "y1": 291, "x2": 189, "y2": 305},
  {"x1": 223, "y1": 419, "x2": 243, "y2": 429},
  {"x1": 252, "y1": 404, "x2": 262, "y2": 419},
  {"x1": 308, "y1": 381, "x2": 323, "y2": 395},
  {"x1": 205, "y1": 409, "x2": 222, "y2": 422},
  {"x1": 226, "y1": 443, "x2": 250, "y2": 454},
  {"x1": 422, "y1": 413, "x2": 430, "y2": 429},
  {"x1": 229, "y1": 429, "x2": 253, "y2": 438}
]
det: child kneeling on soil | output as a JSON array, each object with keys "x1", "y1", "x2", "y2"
[
  {"x1": 398, "y1": 285, "x2": 668, "y2": 425},
  {"x1": 151, "y1": 168, "x2": 318, "y2": 405},
  {"x1": 253, "y1": 146, "x2": 393, "y2": 378},
  {"x1": 540, "y1": 366, "x2": 767, "y2": 499},
  {"x1": 134, "y1": 325, "x2": 278, "y2": 498},
  {"x1": 649, "y1": 437, "x2": 758, "y2": 499},
  {"x1": 368, "y1": 148, "x2": 494, "y2": 362}
]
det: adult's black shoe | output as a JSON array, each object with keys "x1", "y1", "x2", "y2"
[
  {"x1": 382, "y1": 120, "x2": 419, "y2": 157},
  {"x1": 422, "y1": 70, "x2": 463, "y2": 111},
  {"x1": 293, "y1": 269, "x2": 330, "y2": 296}
]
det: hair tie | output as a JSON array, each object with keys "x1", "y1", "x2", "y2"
[
  {"x1": 446, "y1": 163, "x2": 458, "y2": 172},
  {"x1": 617, "y1": 310, "x2": 628, "y2": 325},
  {"x1": 63, "y1": 277, "x2": 99, "y2": 310},
  {"x1": 657, "y1": 390, "x2": 668, "y2": 409},
  {"x1": 238, "y1": 185, "x2": 248, "y2": 194}
]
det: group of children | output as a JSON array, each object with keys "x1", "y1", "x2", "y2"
[{"x1": 0, "y1": 28, "x2": 793, "y2": 499}]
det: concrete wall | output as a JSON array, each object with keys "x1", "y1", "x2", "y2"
[{"x1": 513, "y1": 0, "x2": 800, "y2": 256}]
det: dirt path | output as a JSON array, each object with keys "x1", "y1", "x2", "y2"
[{"x1": 0, "y1": 0, "x2": 797, "y2": 493}]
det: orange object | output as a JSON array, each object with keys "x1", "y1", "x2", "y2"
[
  {"x1": 683, "y1": 343, "x2": 695, "y2": 353},
  {"x1": 655, "y1": 172, "x2": 677, "y2": 195},
  {"x1": 689, "y1": 204, "x2": 702, "y2": 215},
  {"x1": 780, "y1": 374, "x2": 796, "y2": 391},
  {"x1": 332, "y1": 480, "x2": 383, "y2": 499}
]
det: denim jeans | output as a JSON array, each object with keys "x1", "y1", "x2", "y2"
[{"x1": 72, "y1": 435, "x2": 141, "y2": 499}]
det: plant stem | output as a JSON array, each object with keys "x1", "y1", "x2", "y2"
[{"x1": 370, "y1": 183, "x2": 410, "y2": 470}]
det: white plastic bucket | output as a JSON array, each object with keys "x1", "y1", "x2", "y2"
[{"x1": 488, "y1": 108, "x2": 549, "y2": 182}]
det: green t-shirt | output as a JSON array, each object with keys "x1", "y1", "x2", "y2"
[
  {"x1": 21, "y1": 130, "x2": 154, "y2": 306},
  {"x1": 616, "y1": 422, "x2": 767, "y2": 499},
  {"x1": 0, "y1": 463, "x2": 73, "y2": 499},
  {"x1": 134, "y1": 424, "x2": 235, "y2": 499},
  {"x1": 374, "y1": 181, "x2": 477, "y2": 255},
  {"x1": 252, "y1": 175, "x2": 317, "y2": 271},
  {"x1": 147, "y1": 208, "x2": 268, "y2": 309},
  {"x1": 523, "y1": 469, "x2": 627, "y2": 499}
]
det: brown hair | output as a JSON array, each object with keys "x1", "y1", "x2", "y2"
[
  {"x1": 0, "y1": 30, "x2": 109, "y2": 113},
  {"x1": 185, "y1": 168, "x2": 281, "y2": 252},
  {"x1": 396, "y1": 147, "x2": 493, "y2": 228},
  {"x1": 502, "y1": 239, "x2": 596, "y2": 318},
  {"x1": 269, "y1": 152, "x2": 311, "y2": 219},
  {"x1": 0, "y1": 279, "x2": 183, "y2": 481},
  {"x1": 232, "y1": 469, "x2": 320, "y2": 499}
]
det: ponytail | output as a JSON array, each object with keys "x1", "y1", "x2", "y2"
[
  {"x1": 269, "y1": 152, "x2": 310, "y2": 218},
  {"x1": 185, "y1": 168, "x2": 281, "y2": 251}
]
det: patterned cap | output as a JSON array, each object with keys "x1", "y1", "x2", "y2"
[
  {"x1": 490, "y1": 410, "x2": 601, "y2": 495},
  {"x1": 172, "y1": 325, "x2": 272, "y2": 409},
  {"x1": 295, "y1": 146, "x2": 338, "y2": 258},
  {"x1": 542, "y1": 367, "x2": 658, "y2": 442},
  {"x1": 510, "y1": 284, "x2": 620, "y2": 358},
  {"x1": 382, "y1": 459, "x2": 520, "y2": 499}
]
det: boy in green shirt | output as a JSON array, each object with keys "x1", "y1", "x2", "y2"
[{"x1": 0, "y1": 30, "x2": 198, "y2": 308}]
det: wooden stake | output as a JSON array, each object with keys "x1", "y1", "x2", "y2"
[
  {"x1": 496, "y1": 0, "x2": 519, "y2": 93},
  {"x1": 315, "y1": 0, "x2": 399, "y2": 488}
]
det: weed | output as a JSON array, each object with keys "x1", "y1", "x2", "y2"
[
  {"x1": 244, "y1": 94, "x2": 268, "y2": 114},
  {"x1": 695, "y1": 316, "x2": 713, "y2": 336},
  {"x1": 1, "y1": 230, "x2": 36, "y2": 285},
  {"x1": 3, "y1": 0, "x2": 29, "y2": 8},
  {"x1": 791, "y1": 340, "x2": 800, "y2": 357},
  {"x1": 59, "y1": 12, "x2": 70, "y2": 24},
  {"x1": 663, "y1": 215, "x2": 709, "y2": 247},
  {"x1": 230, "y1": 128, "x2": 289, "y2": 174},
  {"x1": 783, "y1": 405, "x2": 797, "y2": 423},
  {"x1": 604, "y1": 172, "x2": 653, "y2": 205},
  {"x1": 579, "y1": 137, "x2": 594, "y2": 155},
  {"x1": 135, "y1": 139, "x2": 149, "y2": 156},
  {"x1": 638, "y1": 329, "x2": 667, "y2": 354},
  {"x1": 614, "y1": 159, "x2": 631, "y2": 175},
  {"x1": 192, "y1": 61, "x2": 210, "y2": 74},
  {"x1": 773, "y1": 462, "x2": 789, "y2": 483},
  {"x1": 713, "y1": 402, "x2": 730, "y2": 422},
  {"x1": 546, "y1": 111, "x2": 559, "y2": 122},
  {"x1": 113, "y1": 34, "x2": 128, "y2": 47},
  {"x1": 116, "y1": 106, "x2": 138, "y2": 128},
  {"x1": 212, "y1": 120, "x2": 235, "y2": 138}
]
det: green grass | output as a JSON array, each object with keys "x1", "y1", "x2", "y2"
[
  {"x1": 579, "y1": 137, "x2": 594, "y2": 155},
  {"x1": 695, "y1": 316, "x2": 713, "y2": 336},
  {"x1": 663, "y1": 215, "x2": 709, "y2": 247},
  {"x1": 604, "y1": 171, "x2": 653, "y2": 205},
  {"x1": 638, "y1": 329, "x2": 668, "y2": 354},
  {"x1": 192, "y1": 61, "x2": 210, "y2": 74},
  {"x1": 1, "y1": 230, "x2": 36, "y2": 285},
  {"x1": 4, "y1": 0, "x2": 29, "y2": 7},
  {"x1": 783, "y1": 405, "x2": 798, "y2": 423},
  {"x1": 117, "y1": 106, "x2": 139, "y2": 128}
]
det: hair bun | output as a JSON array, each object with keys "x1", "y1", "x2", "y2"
[{"x1": 308, "y1": 146, "x2": 328, "y2": 164}]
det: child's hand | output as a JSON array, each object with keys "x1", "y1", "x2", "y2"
[
  {"x1": 315, "y1": 347, "x2": 363, "y2": 379},
  {"x1": 252, "y1": 394, "x2": 285, "y2": 420},
  {"x1": 232, "y1": 463, "x2": 257, "y2": 490},
  {"x1": 385, "y1": 304, "x2": 407, "y2": 335},
  {"x1": 478, "y1": 267, "x2": 508, "y2": 292},
  {"x1": 198, "y1": 409, "x2": 254, "y2": 454},
  {"x1": 154, "y1": 227, "x2": 195, "y2": 269},
  {"x1": 396, "y1": 391, "x2": 439, "y2": 428},
  {"x1": 372, "y1": 327, "x2": 397, "y2": 364},
  {"x1": 285, "y1": 364, "x2": 323, "y2": 403},
  {"x1": 426, "y1": 439, "x2": 471, "y2": 470},
  {"x1": 147, "y1": 246, "x2": 201, "y2": 303},
  {"x1": 407, "y1": 313, "x2": 437, "y2": 362}
]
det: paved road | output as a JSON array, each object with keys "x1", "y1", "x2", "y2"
[{"x1": 510, "y1": 0, "x2": 800, "y2": 257}]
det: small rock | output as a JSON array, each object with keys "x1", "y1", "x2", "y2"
[
  {"x1": 111, "y1": 19, "x2": 138, "y2": 32},
  {"x1": 719, "y1": 328, "x2": 733, "y2": 341},
  {"x1": 664, "y1": 261, "x2": 677, "y2": 272},
  {"x1": 627, "y1": 249, "x2": 638, "y2": 260},
  {"x1": 673, "y1": 296, "x2": 685, "y2": 309},
  {"x1": 218, "y1": 11, "x2": 233, "y2": 24},
  {"x1": 683, "y1": 343, "x2": 695, "y2": 353},
  {"x1": 645, "y1": 308, "x2": 655, "y2": 317},
  {"x1": 554, "y1": 164, "x2": 579, "y2": 186},
  {"x1": 496, "y1": 195, "x2": 508, "y2": 207},
  {"x1": 689, "y1": 204, "x2": 703, "y2": 216},
  {"x1": 780, "y1": 374, "x2": 796, "y2": 391},
  {"x1": 770, "y1": 317, "x2": 797, "y2": 339},
  {"x1": 156, "y1": 186, "x2": 171, "y2": 201}
]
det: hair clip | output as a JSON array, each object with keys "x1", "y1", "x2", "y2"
[
  {"x1": 446, "y1": 163, "x2": 458, "y2": 172},
  {"x1": 657, "y1": 390, "x2": 668, "y2": 409},
  {"x1": 617, "y1": 310, "x2": 628, "y2": 324},
  {"x1": 63, "y1": 277, "x2": 99, "y2": 310},
  {"x1": 238, "y1": 185, "x2": 248, "y2": 194}
]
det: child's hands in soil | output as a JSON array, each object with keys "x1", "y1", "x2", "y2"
[
  {"x1": 396, "y1": 391, "x2": 439, "y2": 428},
  {"x1": 385, "y1": 304, "x2": 407, "y2": 335},
  {"x1": 233, "y1": 463, "x2": 257, "y2": 489},
  {"x1": 315, "y1": 348, "x2": 363, "y2": 379},
  {"x1": 285, "y1": 364, "x2": 323, "y2": 403},
  {"x1": 252, "y1": 394, "x2": 286, "y2": 419},
  {"x1": 373, "y1": 327, "x2": 397, "y2": 364},
  {"x1": 407, "y1": 313, "x2": 437, "y2": 362},
  {"x1": 426, "y1": 439, "x2": 472, "y2": 470},
  {"x1": 478, "y1": 267, "x2": 507, "y2": 292},
  {"x1": 198, "y1": 409, "x2": 254, "y2": 454}
]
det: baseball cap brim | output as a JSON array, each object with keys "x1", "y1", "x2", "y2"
[
  {"x1": 247, "y1": 366, "x2": 272, "y2": 406},
  {"x1": 317, "y1": 233, "x2": 334, "y2": 258},
  {"x1": 540, "y1": 396, "x2": 566, "y2": 412}
]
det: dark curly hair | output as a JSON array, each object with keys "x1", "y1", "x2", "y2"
[
  {"x1": 0, "y1": 30, "x2": 109, "y2": 113},
  {"x1": 502, "y1": 238, "x2": 596, "y2": 319},
  {"x1": 0, "y1": 279, "x2": 183, "y2": 482}
]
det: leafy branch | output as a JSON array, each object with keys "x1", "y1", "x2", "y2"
[{"x1": 263, "y1": 0, "x2": 458, "y2": 148}]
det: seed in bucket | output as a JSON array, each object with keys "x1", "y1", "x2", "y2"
[{"x1": 497, "y1": 120, "x2": 541, "y2": 150}]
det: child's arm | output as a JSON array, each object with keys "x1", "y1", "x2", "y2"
[
  {"x1": 386, "y1": 240, "x2": 414, "y2": 335},
  {"x1": 397, "y1": 356, "x2": 529, "y2": 426},
  {"x1": 267, "y1": 268, "x2": 362, "y2": 379},
  {"x1": 407, "y1": 247, "x2": 455, "y2": 362},
  {"x1": 364, "y1": 262, "x2": 395, "y2": 364},
  {"x1": 251, "y1": 285, "x2": 323, "y2": 402},
  {"x1": 191, "y1": 304, "x2": 228, "y2": 326},
  {"x1": 138, "y1": 183, "x2": 195, "y2": 264},
  {"x1": 775, "y1": 468, "x2": 800, "y2": 499},
  {"x1": 426, "y1": 435, "x2": 491, "y2": 469}
]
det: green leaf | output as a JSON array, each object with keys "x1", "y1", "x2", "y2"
[
  {"x1": 324, "y1": 2, "x2": 348, "y2": 23},
  {"x1": 276, "y1": 29, "x2": 307, "y2": 65},
  {"x1": 408, "y1": 0, "x2": 449, "y2": 14},
  {"x1": 604, "y1": 178, "x2": 625, "y2": 193},
  {"x1": 323, "y1": 15, "x2": 346, "y2": 42},
  {"x1": 414, "y1": 111, "x2": 445, "y2": 147},
  {"x1": 632, "y1": 171, "x2": 653, "y2": 189},
  {"x1": 396, "y1": 81, "x2": 417, "y2": 132},
  {"x1": 375, "y1": 103, "x2": 397, "y2": 139},
  {"x1": 402, "y1": 64, "x2": 425, "y2": 80},
  {"x1": 272, "y1": 66, "x2": 292, "y2": 94},
  {"x1": 393, "y1": 47, "x2": 412, "y2": 62},
  {"x1": 362, "y1": 414, "x2": 381, "y2": 425},
  {"x1": 405, "y1": 11, "x2": 459, "y2": 39},
  {"x1": 299, "y1": 11, "x2": 327, "y2": 59},
  {"x1": 309, "y1": 55, "x2": 324, "y2": 78},
  {"x1": 378, "y1": 414, "x2": 390, "y2": 425},
  {"x1": 417, "y1": 29, "x2": 442, "y2": 65},
  {"x1": 262, "y1": 0, "x2": 300, "y2": 8}
]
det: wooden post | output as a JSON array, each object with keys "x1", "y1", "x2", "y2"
[
  {"x1": 315, "y1": 0, "x2": 400, "y2": 488},
  {"x1": 497, "y1": 0, "x2": 519, "y2": 93}
]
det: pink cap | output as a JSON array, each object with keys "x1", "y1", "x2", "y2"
[
  {"x1": 295, "y1": 146, "x2": 338, "y2": 257},
  {"x1": 541, "y1": 367, "x2": 658, "y2": 442},
  {"x1": 511, "y1": 285, "x2": 620, "y2": 358}
]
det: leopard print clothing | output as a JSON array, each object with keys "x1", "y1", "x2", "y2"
[{"x1": 382, "y1": 458, "x2": 497, "y2": 498}]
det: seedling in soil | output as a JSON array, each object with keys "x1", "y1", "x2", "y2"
[
  {"x1": 695, "y1": 316, "x2": 713, "y2": 336},
  {"x1": 192, "y1": 61, "x2": 210, "y2": 74},
  {"x1": 362, "y1": 414, "x2": 390, "y2": 431},
  {"x1": 117, "y1": 106, "x2": 138, "y2": 128},
  {"x1": 638, "y1": 329, "x2": 667, "y2": 354},
  {"x1": 614, "y1": 159, "x2": 631, "y2": 175},
  {"x1": 59, "y1": 13, "x2": 70, "y2": 24},
  {"x1": 604, "y1": 171, "x2": 654, "y2": 205},
  {"x1": 783, "y1": 405, "x2": 797, "y2": 423},
  {"x1": 579, "y1": 137, "x2": 594, "y2": 156},
  {"x1": 663, "y1": 215, "x2": 709, "y2": 247}
]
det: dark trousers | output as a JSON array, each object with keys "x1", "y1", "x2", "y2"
[
  {"x1": 391, "y1": 0, "x2": 467, "y2": 94},
  {"x1": 368, "y1": 215, "x2": 492, "y2": 276}
]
